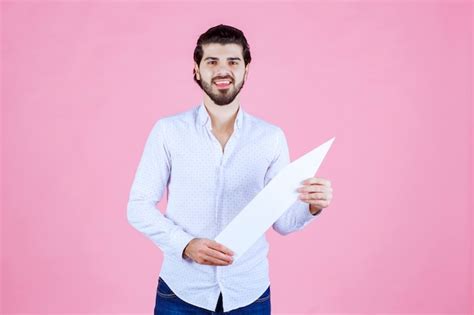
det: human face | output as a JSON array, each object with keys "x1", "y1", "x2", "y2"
[{"x1": 194, "y1": 43, "x2": 249, "y2": 106}]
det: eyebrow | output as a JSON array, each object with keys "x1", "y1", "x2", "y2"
[{"x1": 204, "y1": 57, "x2": 242, "y2": 61}]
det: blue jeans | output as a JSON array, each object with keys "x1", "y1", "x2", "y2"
[{"x1": 154, "y1": 277, "x2": 271, "y2": 314}]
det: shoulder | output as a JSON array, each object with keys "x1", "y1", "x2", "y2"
[{"x1": 151, "y1": 105, "x2": 198, "y2": 132}]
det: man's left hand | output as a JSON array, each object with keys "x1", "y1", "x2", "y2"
[{"x1": 297, "y1": 177, "x2": 333, "y2": 215}]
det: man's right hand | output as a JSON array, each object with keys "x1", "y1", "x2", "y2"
[{"x1": 183, "y1": 238, "x2": 234, "y2": 266}]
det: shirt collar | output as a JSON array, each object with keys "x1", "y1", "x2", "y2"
[{"x1": 196, "y1": 101, "x2": 243, "y2": 131}]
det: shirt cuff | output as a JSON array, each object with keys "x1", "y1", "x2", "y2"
[
  {"x1": 169, "y1": 228, "x2": 196, "y2": 261},
  {"x1": 294, "y1": 200, "x2": 319, "y2": 227}
]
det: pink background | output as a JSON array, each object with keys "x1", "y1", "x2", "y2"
[{"x1": 1, "y1": 1, "x2": 472, "y2": 314}]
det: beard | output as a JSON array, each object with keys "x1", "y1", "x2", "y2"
[{"x1": 198, "y1": 76, "x2": 246, "y2": 106}]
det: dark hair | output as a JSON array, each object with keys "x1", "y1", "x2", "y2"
[{"x1": 193, "y1": 24, "x2": 251, "y2": 84}]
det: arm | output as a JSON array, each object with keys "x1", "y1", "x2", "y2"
[
  {"x1": 127, "y1": 120, "x2": 195, "y2": 260},
  {"x1": 266, "y1": 128, "x2": 320, "y2": 236}
]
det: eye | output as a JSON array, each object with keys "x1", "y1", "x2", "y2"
[
  {"x1": 230, "y1": 61, "x2": 238, "y2": 65},
  {"x1": 207, "y1": 61, "x2": 217, "y2": 65}
]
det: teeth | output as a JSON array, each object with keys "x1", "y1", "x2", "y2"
[{"x1": 215, "y1": 80, "x2": 230, "y2": 85}]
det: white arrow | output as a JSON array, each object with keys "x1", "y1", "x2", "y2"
[{"x1": 215, "y1": 136, "x2": 335, "y2": 262}]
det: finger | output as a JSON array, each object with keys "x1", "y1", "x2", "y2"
[
  {"x1": 208, "y1": 241, "x2": 234, "y2": 256},
  {"x1": 205, "y1": 245, "x2": 233, "y2": 262},
  {"x1": 297, "y1": 184, "x2": 328, "y2": 193},
  {"x1": 302, "y1": 191, "x2": 333, "y2": 200},
  {"x1": 307, "y1": 200, "x2": 329, "y2": 208},
  {"x1": 201, "y1": 258, "x2": 227, "y2": 266},
  {"x1": 302, "y1": 177, "x2": 331, "y2": 187},
  {"x1": 205, "y1": 248, "x2": 233, "y2": 264},
  {"x1": 202, "y1": 251, "x2": 232, "y2": 265},
  {"x1": 300, "y1": 192, "x2": 324, "y2": 202},
  {"x1": 308, "y1": 192, "x2": 326, "y2": 200}
]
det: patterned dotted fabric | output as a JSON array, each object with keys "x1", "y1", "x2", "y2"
[{"x1": 127, "y1": 101, "x2": 318, "y2": 312}]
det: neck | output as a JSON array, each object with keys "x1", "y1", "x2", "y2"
[{"x1": 203, "y1": 95, "x2": 240, "y2": 132}]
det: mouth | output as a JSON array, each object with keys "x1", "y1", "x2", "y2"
[{"x1": 213, "y1": 79, "x2": 232, "y2": 90}]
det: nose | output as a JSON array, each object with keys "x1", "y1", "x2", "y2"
[
  {"x1": 214, "y1": 63, "x2": 232, "y2": 78},
  {"x1": 215, "y1": 70, "x2": 231, "y2": 76}
]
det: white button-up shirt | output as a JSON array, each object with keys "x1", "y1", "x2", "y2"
[{"x1": 127, "y1": 101, "x2": 318, "y2": 312}]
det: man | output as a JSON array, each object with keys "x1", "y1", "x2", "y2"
[{"x1": 127, "y1": 24, "x2": 333, "y2": 314}]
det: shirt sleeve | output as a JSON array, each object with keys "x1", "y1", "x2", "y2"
[
  {"x1": 127, "y1": 119, "x2": 195, "y2": 260},
  {"x1": 265, "y1": 128, "x2": 319, "y2": 236}
]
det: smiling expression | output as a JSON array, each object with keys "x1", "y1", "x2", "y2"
[{"x1": 194, "y1": 43, "x2": 249, "y2": 106}]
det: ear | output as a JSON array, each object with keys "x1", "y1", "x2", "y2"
[
  {"x1": 194, "y1": 63, "x2": 201, "y2": 80},
  {"x1": 244, "y1": 63, "x2": 250, "y2": 81}
]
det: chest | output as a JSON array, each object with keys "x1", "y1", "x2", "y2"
[
  {"x1": 166, "y1": 127, "x2": 275, "y2": 191},
  {"x1": 211, "y1": 130, "x2": 233, "y2": 153}
]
